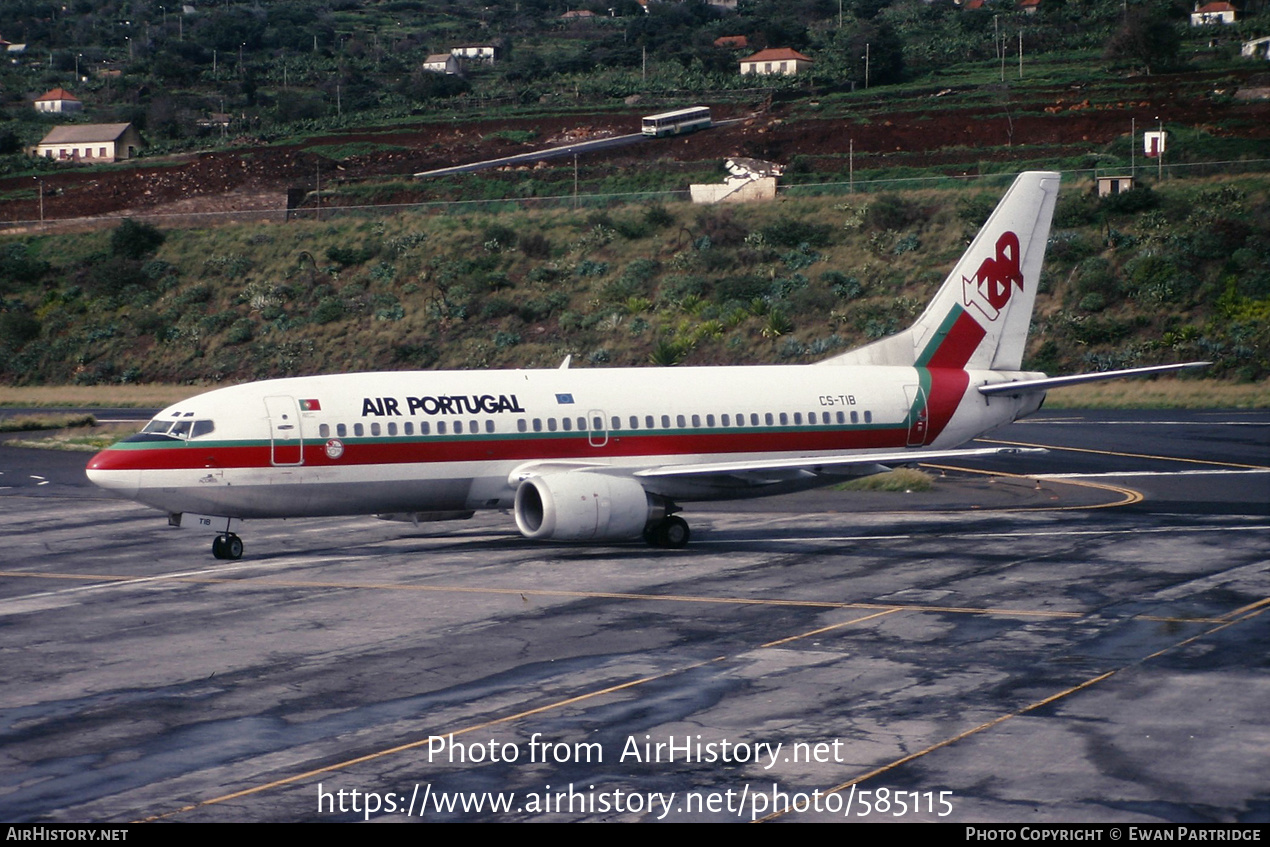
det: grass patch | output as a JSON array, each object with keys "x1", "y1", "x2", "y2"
[
  {"x1": 0, "y1": 413, "x2": 97, "y2": 432},
  {"x1": 6, "y1": 424, "x2": 137, "y2": 452},
  {"x1": 0, "y1": 385, "x2": 206, "y2": 408},
  {"x1": 836, "y1": 468, "x2": 934, "y2": 493},
  {"x1": 1042, "y1": 379, "x2": 1270, "y2": 410}
]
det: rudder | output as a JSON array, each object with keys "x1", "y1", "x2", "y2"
[{"x1": 820, "y1": 171, "x2": 1060, "y2": 372}]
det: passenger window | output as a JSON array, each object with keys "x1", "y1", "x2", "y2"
[
  {"x1": 779, "y1": 413, "x2": 788, "y2": 425},
  {"x1": 319, "y1": 423, "x2": 330, "y2": 438},
  {"x1": 752, "y1": 414, "x2": 761, "y2": 426},
  {"x1": 645, "y1": 415, "x2": 654, "y2": 429},
  {"x1": 706, "y1": 414, "x2": 715, "y2": 427},
  {"x1": 850, "y1": 411, "x2": 858, "y2": 424},
  {"x1": 691, "y1": 414, "x2": 700, "y2": 428},
  {"x1": 547, "y1": 418, "x2": 557, "y2": 432},
  {"x1": 405, "y1": 422, "x2": 414, "y2": 435},
  {"x1": 764, "y1": 413, "x2": 773, "y2": 426},
  {"x1": 676, "y1": 415, "x2": 686, "y2": 428},
  {"x1": 518, "y1": 419, "x2": 527, "y2": 433},
  {"x1": 562, "y1": 417, "x2": 572, "y2": 431},
  {"x1": 611, "y1": 416, "x2": 620, "y2": 430},
  {"x1": 337, "y1": 423, "x2": 347, "y2": 437},
  {"x1": 661, "y1": 415, "x2": 670, "y2": 429},
  {"x1": 437, "y1": 421, "x2": 447, "y2": 435},
  {"x1": 354, "y1": 423, "x2": 364, "y2": 437},
  {"x1": 836, "y1": 411, "x2": 845, "y2": 424},
  {"x1": 371, "y1": 422, "x2": 381, "y2": 436},
  {"x1": 593, "y1": 416, "x2": 603, "y2": 431},
  {"x1": 454, "y1": 421, "x2": 464, "y2": 434},
  {"x1": 793, "y1": 413, "x2": 802, "y2": 425},
  {"x1": 470, "y1": 420, "x2": 478, "y2": 433},
  {"x1": 420, "y1": 422, "x2": 430, "y2": 435},
  {"x1": 388, "y1": 422, "x2": 397, "y2": 436},
  {"x1": 630, "y1": 416, "x2": 639, "y2": 430},
  {"x1": 485, "y1": 420, "x2": 494, "y2": 433},
  {"x1": 864, "y1": 411, "x2": 873, "y2": 423}
]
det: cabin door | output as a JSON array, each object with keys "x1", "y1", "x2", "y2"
[
  {"x1": 587, "y1": 409, "x2": 609, "y2": 448},
  {"x1": 903, "y1": 384, "x2": 929, "y2": 447},
  {"x1": 264, "y1": 395, "x2": 305, "y2": 466}
]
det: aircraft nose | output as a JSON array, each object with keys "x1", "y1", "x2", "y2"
[{"x1": 86, "y1": 451, "x2": 140, "y2": 499}]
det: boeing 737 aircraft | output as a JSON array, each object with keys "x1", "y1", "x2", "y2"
[{"x1": 87, "y1": 172, "x2": 1202, "y2": 559}]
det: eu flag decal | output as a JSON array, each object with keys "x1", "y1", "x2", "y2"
[{"x1": 555, "y1": 393, "x2": 575, "y2": 405}]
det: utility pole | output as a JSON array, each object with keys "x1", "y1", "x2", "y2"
[
  {"x1": 1130, "y1": 117, "x2": 1135, "y2": 182},
  {"x1": 848, "y1": 138, "x2": 853, "y2": 193}
]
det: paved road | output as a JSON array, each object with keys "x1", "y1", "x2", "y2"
[{"x1": 0, "y1": 411, "x2": 1266, "y2": 822}]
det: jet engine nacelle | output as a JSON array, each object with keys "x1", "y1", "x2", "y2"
[{"x1": 514, "y1": 473, "x2": 660, "y2": 541}]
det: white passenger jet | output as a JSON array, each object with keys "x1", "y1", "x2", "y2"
[{"x1": 87, "y1": 172, "x2": 1202, "y2": 559}]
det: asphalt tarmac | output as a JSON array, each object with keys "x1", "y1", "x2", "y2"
[{"x1": 0, "y1": 410, "x2": 1266, "y2": 822}]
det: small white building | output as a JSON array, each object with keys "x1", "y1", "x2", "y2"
[
  {"x1": 1242, "y1": 36, "x2": 1270, "y2": 60},
  {"x1": 1191, "y1": 2, "x2": 1236, "y2": 25},
  {"x1": 422, "y1": 53, "x2": 459, "y2": 74},
  {"x1": 451, "y1": 44, "x2": 498, "y2": 64},
  {"x1": 32, "y1": 123, "x2": 143, "y2": 162},
  {"x1": 739, "y1": 47, "x2": 813, "y2": 76},
  {"x1": 1097, "y1": 176, "x2": 1134, "y2": 198},
  {"x1": 34, "y1": 88, "x2": 82, "y2": 113}
]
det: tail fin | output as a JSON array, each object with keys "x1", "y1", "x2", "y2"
[{"x1": 819, "y1": 171, "x2": 1060, "y2": 372}]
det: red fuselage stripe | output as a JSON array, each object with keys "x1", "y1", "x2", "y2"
[{"x1": 89, "y1": 426, "x2": 919, "y2": 472}]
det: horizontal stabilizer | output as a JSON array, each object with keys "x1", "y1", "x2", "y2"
[{"x1": 979, "y1": 362, "x2": 1210, "y2": 397}]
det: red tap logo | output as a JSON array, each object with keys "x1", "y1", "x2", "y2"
[{"x1": 962, "y1": 231, "x2": 1023, "y2": 322}]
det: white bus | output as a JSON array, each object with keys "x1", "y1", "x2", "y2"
[{"x1": 642, "y1": 106, "x2": 712, "y2": 137}]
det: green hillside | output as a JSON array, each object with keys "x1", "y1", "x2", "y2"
[{"x1": 2, "y1": 171, "x2": 1267, "y2": 390}]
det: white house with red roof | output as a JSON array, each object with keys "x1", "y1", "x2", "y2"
[
  {"x1": 739, "y1": 47, "x2": 813, "y2": 76},
  {"x1": 34, "y1": 88, "x2": 82, "y2": 114},
  {"x1": 1191, "y1": 2, "x2": 1237, "y2": 25}
]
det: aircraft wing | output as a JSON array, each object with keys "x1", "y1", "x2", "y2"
[
  {"x1": 979, "y1": 362, "x2": 1210, "y2": 397},
  {"x1": 632, "y1": 446, "x2": 1046, "y2": 481}
]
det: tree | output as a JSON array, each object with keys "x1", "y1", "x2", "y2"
[
  {"x1": 110, "y1": 219, "x2": 165, "y2": 260},
  {"x1": 1104, "y1": 9, "x2": 1181, "y2": 75}
]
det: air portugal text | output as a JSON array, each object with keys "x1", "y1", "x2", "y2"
[{"x1": 361, "y1": 395, "x2": 526, "y2": 417}]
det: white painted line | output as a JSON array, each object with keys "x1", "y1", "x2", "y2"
[
  {"x1": 709, "y1": 525, "x2": 1270, "y2": 544},
  {"x1": 1035, "y1": 469, "x2": 1270, "y2": 479}
]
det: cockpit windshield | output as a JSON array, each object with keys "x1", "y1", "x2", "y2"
[{"x1": 135, "y1": 418, "x2": 215, "y2": 440}]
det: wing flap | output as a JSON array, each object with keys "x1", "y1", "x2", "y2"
[{"x1": 633, "y1": 446, "x2": 1045, "y2": 480}]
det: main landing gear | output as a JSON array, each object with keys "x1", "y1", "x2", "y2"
[
  {"x1": 212, "y1": 533, "x2": 244, "y2": 560},
  {"x1": 643, "y1": 515, "x2": 690, "y2": 549}
]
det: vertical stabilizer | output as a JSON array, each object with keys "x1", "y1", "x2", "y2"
[{"x1": 820, "y1": 171, "x2": 1060, "y2": 372}]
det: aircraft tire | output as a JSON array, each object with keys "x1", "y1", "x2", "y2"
[
  {"x1": 212, "y1": 533, "x2": 244, "y2": 560},
  {"x1": 654, "y1": 516, "x2": 690, "y2": 549}
]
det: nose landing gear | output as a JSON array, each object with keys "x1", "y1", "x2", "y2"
[{"x1": 212, "y1": 533, "x2": 244, "y2": 560}]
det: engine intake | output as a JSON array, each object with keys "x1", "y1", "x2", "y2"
[{"x1": 514, "y1": 474, "x2": 661, "y2": 541}]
